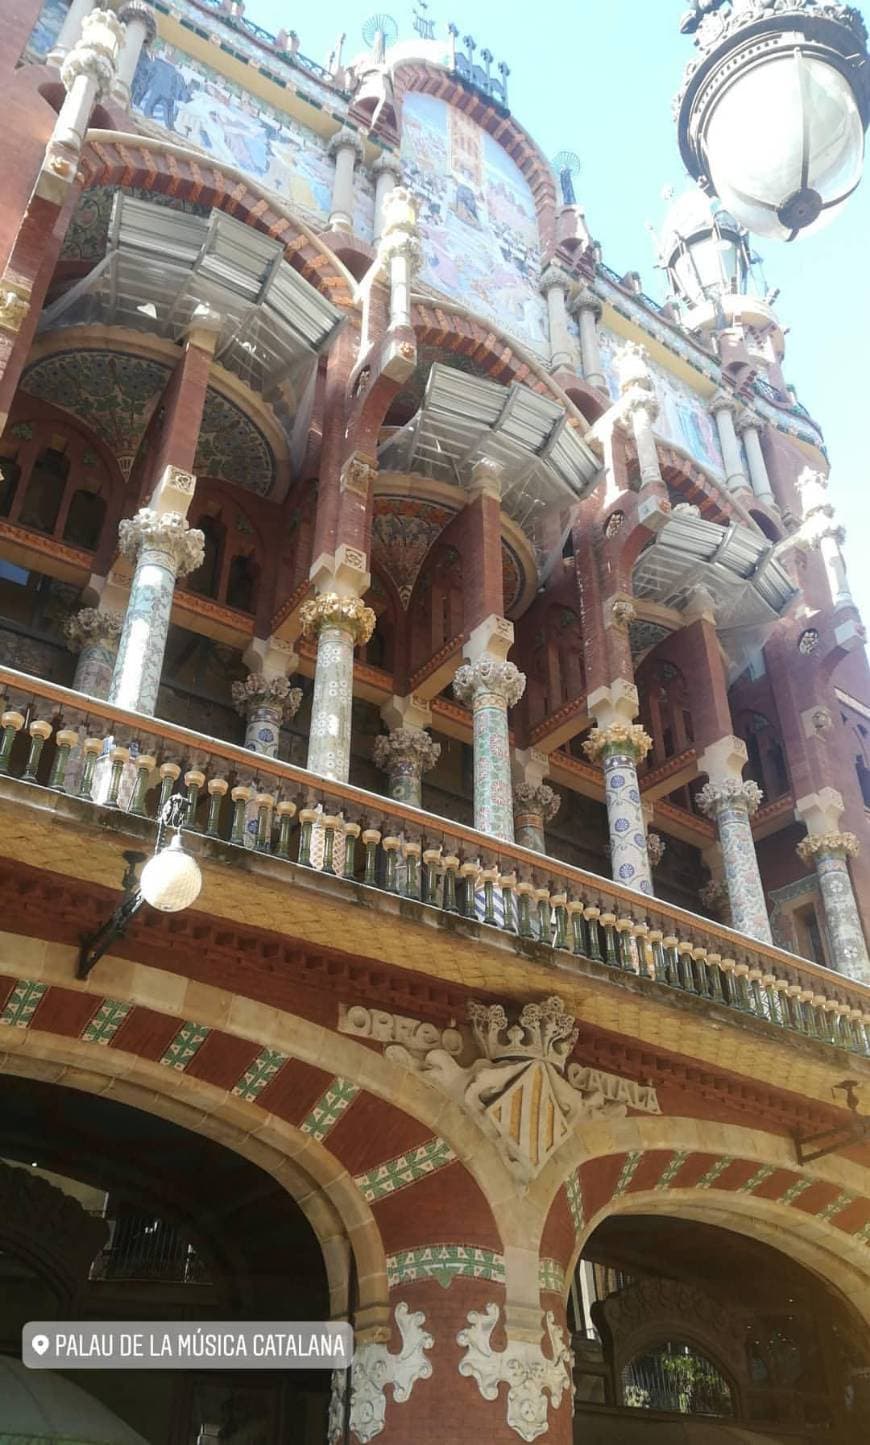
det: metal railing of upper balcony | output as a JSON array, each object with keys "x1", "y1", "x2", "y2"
[{"x1": 0, "y1": 665, "x2": 868, "y2": 1057}]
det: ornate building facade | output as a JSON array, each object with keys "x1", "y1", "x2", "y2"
[{"x1": 0, "y1": 2, "x2": 868, "y2": 1442}]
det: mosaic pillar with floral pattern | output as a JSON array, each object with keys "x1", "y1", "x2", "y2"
[
  {"x1": 109, "y1": 510, "x2": 204, "y2": 715},
  {"x1": 373, "y1": 726, "x2": 441, "y2": 808},
  {"x1": 583, "y1": 722, "x2": 654, "y2": 896},
  {"x1": 64, "y1": 608, "x2": 123, "y2": 699},
  {"x1": 697, "y1": 777, "x2": 771, "y2": 942},
  {"x1": 513, "y1": 782, "x2": 561, "y2": 854},
  {"x1": 453, "y1": 659, "x2": 526, "y2": 842},
  {"x1": 797, "y1": 832, "x2": 870, "y2": 986},
  {"x1": 300, "y1": 594, "x2": 375, "y2": 783},
  {"x1": 232, "y1": 674, "x2": 303, "y2": 759}
]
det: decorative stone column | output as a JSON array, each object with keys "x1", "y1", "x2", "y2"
[
  {"x1": 709, "y1": 390, "x2": 749, "y2": 495},
  {"x1": 113, "y1": 1, "x2": 157, "y2": 106},
  {"x1": 513, "y1": 782, "x2": 561, "y2": 854},
  {"x1": 109, "y1": 511, "x2": 204, "y2": 715},
  {"x1": 795, "y1": 467, "x2": 854, "y2": 610},
  {"x1": 796, "y1": 787, "x2": 870, "y2": 985},
  {"x1": 374, "y1": 726, "x2": 440, "y2": 808},
  {"x1": 232, "y1": 674, "x2": 303, "y2": 758},
  {"x1": 539, "y1": 265, "x2": 577, "y2": 372},
  {"x1": 45, "y1": 9, "x2": 124, "y2": 194},
  {"x1": 584, "y1": 716, "x2": 654, "y2": 897},
  {"x1": 735, "y1": 411, "x2": 775, "y2": 505},
  {"x1": 372, "y1": 152, "x2": 403, "y2": 243},
  {"x1": 64, "y1": 608, "x2": 123, "y2": 698},
  {"x1": 614, "y1": 341, "x2": 662, "y2": 487},
  {"x1": 328, "y1": 127, "x2": 365, "y2": 231},
  {"x1": 48, "y1": 0, "x2": 97, "y2": 64},
  {"x1": 379, "y1": 187, "x2": 421, "y2": 332},
  {"x1": 569, "y1": 287, "x2": 606, "y2": 391},
  {"x1": 696, "y1": 737, "x2": 770, "y2": 942},
  {"x1": 300, "y1": 594, "x2": 375, "y2": 783},
  {"x1": 453, "y1": 659, "x2": 526, "y2": 842}
]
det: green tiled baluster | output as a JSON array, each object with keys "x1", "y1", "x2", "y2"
[
  {"x1": 105, "y1": 747, "x2": 129, "y2": 808},
  {"x1": 500, "y1": 876, "x2": 516, "y2": 933},
  {"x1": 78, "y1": 738, "x2": 101, "y2": 799},
  {"x1": 0, "y1": 710, "x2": 24, "y2": 775},
  {"x1": 383, "y1": 838, "x2": 400, "y2": 892},
  {"x1": 516, "y1": 885, "x2": 534, "y2": 940},
  {"x1": 481, "y1": 871, "x2": 497, "y2": 927},
  {"x1": 536, "y1": 892, "x2": 551, "y2": 944},
  {"x1": 363, "y1": 830, "x2": 381, "y2": 887},
  {"x1": 321, "y1": 817, "x2": 339, "y2": 875},
  {"x1": 569, "y1": 906, "x2": 587, "y2": 957},
  {"x1": 230, "y1": 786, "x2": 250, "y2": 846},
  {"x1": 552, "y1": 897, "x2": 568, "y2": 952},
  {"x1": 298, "y1": 809, "x2": 316, "y2": 867},
  {"x1": 404, "y1": 844, "x2": 421, "y2": 899},
  {"x1": 276, "y1": 801, "x2": 295, "y2": 860},
  {"x1": 649, "y1": 932, "x2": 668, "y2": 983},
  {"x1": 442, "y1": 858, "x2": 459, "y2": 913},
  {"x1": 129, "y1": 755, "x2": 156, "y2": 817},
  {"x1": 422, "y1": 851, "x2": 441, "y2": 905},
  {"x1": 343, "y1": 823, "x2": 359, "y2": 879},
  {"x1": 184, "y1": 769, "x2": 205, "y2": 828},
  {"x1": 256, "y1": 795, "x2": 275, "y2": 854},
  {"x1": 48, "y1": 728, "x2": 78, "y2": 791},
  {"x1": 158, "y1": 763, "x2": 181, "y2": 814},
  {"x1": 585, "y1": 911, "x2": 604, "y2": 963},
  {"x1": 23, "y1": 720, "x2": 52, "y2": 782},
  {"x1": 601, "y1": 915, "x2": 619, "y2": 968},
  {"x1": 206, "y1": 779, "x2": 228, "y2": 838}
]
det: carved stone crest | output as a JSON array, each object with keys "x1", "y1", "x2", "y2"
[
  {"x1": 328, "y1": 1302, "x2": 433, "y2": 1443},
  {"x1": 458, "y1": 1303, "x2": 572, "y2": 1442}
]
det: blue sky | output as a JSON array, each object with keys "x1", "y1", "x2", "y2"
[{"x1": 249, "y1": 0, "x2": 870, "y2": 631}]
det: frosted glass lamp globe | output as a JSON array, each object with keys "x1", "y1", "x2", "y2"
[
  {"x1": 704, "y1": 53, "x2": 865, "y2": 241},
  {"x1": 139, "y1": 833, "x2": 202, "y2": 913}
]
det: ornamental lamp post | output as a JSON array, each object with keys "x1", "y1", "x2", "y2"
[{"x1": 676, "y1": 0, "x2": 870, "y2": 241}]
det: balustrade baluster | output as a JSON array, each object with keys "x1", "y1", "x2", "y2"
[
  {"x1": 49, "y1": 727, "x2": 78, "y2": 791},
  {"x1": 423, "y1": 847, "x2": 442, "y2": 905},
  {"x1": 276, "y1": 799, "x2": 296, "y2": 859},
  {"x1": 585, "y1": 907, "x2": 603, "y2": 963},
  {"x1": 552, "y1": 893, "x2": 568, "y2": 951},
  {"x1": 500, "y1": 873, "x2": 516, "y2": 933},
  {"x1": 516, "y1": 880, "x2": 535, "y2": 939},
  {"x1": 343, "y1": 821, "x2": 360, "y2": 879},
  {"x1": 403, "y1": 839, "x2": 422, "y2": 899},
  {"x1": 129, "y1": 753, "x2": 156, "y2": 816},
  {"x1": 256, "y1": 792, "x2": 277, "y2": 854},
  {"x1": 363, "y1": 829, "x2": 382, "y2": 887},
  {"x1": 206, "y1": 778, "x2": 228, "y2": 838},
  {"x1": 568, "y1": 900, "x2": 587, "y2": 957},
  {"x1": 0, "y1": 708, "x2": 24, "y2": 775}
]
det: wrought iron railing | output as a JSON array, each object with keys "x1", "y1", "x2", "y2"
[{"x1": 0, "y1": 665, "x2": 868, "y2": 1056}]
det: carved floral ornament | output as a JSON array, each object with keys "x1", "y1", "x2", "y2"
[
  {"x1": 60, "y1": 7, "x2": 125, "y2": 98},
  {"x1": 797, "y1": 830, "x2": 860, "y2": 863},
  {"x1": 231, "y1": 673, "x2": 303, "y2": 722},
  {"x1": 339, "y1": 998, "x2": 661, "y2": 1180},
  {"x1": 453, "y1": 659, "x2": 527, "y2": 710},
  {"x1": 0, "y1": 279, "x2": 32, "y2": 335},
  {"x1": 373, "y1": 725, "x2": 441, "y2": 776},
  {"x1": 117, "y1": 509, "x2": 205, "y2": 577},
  {"x1": 327, "y1": 1301, "x2": 433, "y2": 1445},
  {"x1": 458, "y1": 1303, "x2": 573, "y2": 1443},
  {"x1": 63, "y1": 607, "x2": 123, "y2": 651},
  {"x1": 513, "y1": 781, "x2": 561, "y2": 823},
  {"x1": 696, "y1": 776, "x2": 764, "y2": 818},
  {"x1": 299, "y1": 593, "x2": 376, "y2": 646},
  {"x1": 582, "y1": 722, "x2": 653, "y2": 765}
]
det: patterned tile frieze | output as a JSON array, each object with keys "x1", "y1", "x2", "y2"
[
  {"x1": 817, "y1": 1191, "x2": 859, "y2": 1223},
  {"x1": 160, "y1": 1021, "x2": 210, "y2": 1072},
  {"x1": 1, "y1": 980, "x2": 47, "y2": 1028},
  {"x1": 386, "y1": 1244, "x2": 505, "y2": 1290},
  {"x1": 658, "y1": 1149, "x2": 692, "y2": 1189},
  {"x1": 777, "y1": 1178, "x2": 814, "y2": 1208},
  {"x1": 300, "y1": 1077, "x2": 360, "y2": 1142},
  {"x1": 565, "y1": 1170, "x2": 584, "y2": 1233},
  {"x1": 737, "y1": 1164, "x2": 777, "y2": 1194},
  {"x1": 695, "y1": 1156, "x2": 734, "y2": 1189},
  {"x1": 81, "y1": 1000, "x2": 133, "y2": 1045},
  {"x1": 354, "y1": 1139, "x2": 457, "y2": 1204},
  {"x1": 538, "y1": 1257, "x2": 566, "y2": 1295},
  {"x1": 613, "y1": 1151, "x2": 644, "y2": 1198},
  {"x1": 231, "y1": 1048, "x2": 289, "y2": 1102}
]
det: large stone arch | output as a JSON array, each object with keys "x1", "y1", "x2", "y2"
[
  {"x1": 78, "y1": 130, "x2": 357, "y2": 310},
  {"x1": 533, "y1": 1115, "x2": 870, "y2": 1329}
]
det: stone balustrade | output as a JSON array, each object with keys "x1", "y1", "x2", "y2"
[{"x1": 0, "y1": 663, "x2": 867, "y2": 1056}]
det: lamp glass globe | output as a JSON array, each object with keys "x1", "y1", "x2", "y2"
[
  {"x1": 704, "y1": 54, "x2": 865, "y2": 240},
  {"x1": 140, "y1": 834, "x2": 202, "y2": 913}
]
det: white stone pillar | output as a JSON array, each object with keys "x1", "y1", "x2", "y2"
[
  {"x1": 584, "y1": 681, "x2": 654, "y2": 897},
  {"x1": 539, "y1": 265, "x2": 577, "y2": 372},
  {"x1": 378, "y1": 187, "x2": 421, "y2": 332},
  {"x1": 328, "y1": 127, "x2": 365, "y2": 232},
  {"x1": 569, "y1": 287, "x2": 606, "y2": 391},
  {"x1": 64, "y1": 608, "x2": 123, "y2": 698},
  {"x1": 614, "y1": 341, "x2": 662, "y2": 488},
  {"x1": 735, "y1": 411, "x2": 775, "y2": 505},
  {"x1": 48, "y1": 0, "x2": 97, "y2": 64},
  {"x1": 796, "y1": 788, "x2": 870, "y2": 986},
  {"x1": 709, "y1": 390, "x2": 749, "y2": 495},
  {"x1": 53, "y1": 10, "x2": 124, "y2": 163},
  {"x1": 696, "y1": 736, "x2": 771, "y2": 943},
  {"x1": 113, "y1": 1, "x2": 157, "y2": 106},
  {"x1": 372, "y1": 152, "x2": 403, "y2": 244},
  {"x1": 109, "y1": 510, "x2": 204, "y2": 715},
  {"x1": 795, "y1": 467, "x2": 854, "y2": 610}
]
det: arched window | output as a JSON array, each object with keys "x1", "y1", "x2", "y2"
[
  {"x1": 738, "y1": 712, "x2": 790, "y2": 802},
  {"x1": 226, "y1": 552, "x2": 257, "y2": 614},
  {"x1": 622, "y1": 1341, "x2": 735, "y2": 1418},
  {"x1": 63, "y1": 488, "x2": 106, "y2": 551},
  {"x1": 19, "y1": 446, "x2": 69, "y2": 534},
  {"x1": 188, "y1": 515, "x2": 225, "y2": 599},
  {"x1": 637, "y1": 659, "x2": 693, "y2": 767}
]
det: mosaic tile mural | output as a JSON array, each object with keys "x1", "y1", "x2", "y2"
[
  {"x1": 24, "y1": 0, "x2": 65, "y2": 58},
  {"x1": 401, "y1": 92, "x2": 548, "y2": 355},
  {"x1": 595, "y1": 325, "x2": 725, "y2": 478},
  {"x1": 61, "y1": 187, "x2": 213, "y2": 263},
  {"x1": 130, "y1": 40, "x2": 374, "y2": 239}
]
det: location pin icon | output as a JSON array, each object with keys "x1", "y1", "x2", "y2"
[{"x1": 31, "y1": 1334, "x2": 50, "y2": 1356}]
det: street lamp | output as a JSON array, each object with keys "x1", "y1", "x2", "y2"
[
  {"x1": 77, "y1": 796, "x2": 202, "y2": 978},
  {"x1": 677, "y1": 0, "x2": 870, "y2": 241}
]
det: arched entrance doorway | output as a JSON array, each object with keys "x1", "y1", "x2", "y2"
[
  {"x1": 0, "y1": 1073, "x2": 334, "y2": 1444},
  {"x1": 567, "y1": 1213, "x2": 869, "y2": 1444}
]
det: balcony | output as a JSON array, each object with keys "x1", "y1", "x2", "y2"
[{"x1": 0, "y1": 664, "x2": 867, "y2": 1080}]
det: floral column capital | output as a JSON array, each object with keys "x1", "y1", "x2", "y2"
[
  {"x1": 513, "y1": 781, "x2": 561, "y2": 823},
  {"x1": 118, "y1": 0, "x2": 158, "y2": 42},
  {"x1": 232, "y1": 673, "x2": 303, "y2": 723},
  {"x1": 797, "y1": 831, "x2": 860, "y2": 864},
  {"x1": 117, "y1": 509, "x2": 205, "y2": 576},
  {"x1": 60, "y1": 7, "x2": 125, "y2": 98},
  {"x1": 300, "y1": 593, "x2": 376, "y2": 647},
  {"x1": 453, "y1": 658, "x2": 526, "y2": 709},
  {"x1": 696, "y1": 777, "x2": 764, "y2": 818},
  {"x1": 583, "y1": 722, "x2": 653, "y2": 765},
  {"x1": 373, "y1": 725, "x2": 441, "y2": 778},
  {"x1": 63, "y1": 607, "x2": 123, "y2": 652}
]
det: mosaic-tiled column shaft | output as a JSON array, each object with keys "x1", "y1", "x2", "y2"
[
  {"x1": 796, "y1": 832, "x2": 870, "y2": 986},
  {"x1": 373, "y1": 726, "x2": 441, "y2": 808},
  {"x1": 513, "y1": 782, "x2": 561, "y2": 854},
  {"x1": 453, "y1": 659, "x2": 526, "y2": 842},
  {"x1": 232, "y1": 674, "x2": 303, "y2": 759},
  {"x1": 697, "y1": 778, "x2": 771, "y2": 942},
  {"x1": 583, "y1": 723, "x2": 654, "y2": 896},
  {"x1": 109, "y1": 510, "x2": 204, "y2": 715},
  {"x1": 300, "y1": 594, "x2": 375, "y2": 783},
  {"x1": 64, "y1": 608, "x2": 123, "y2": 699}
]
